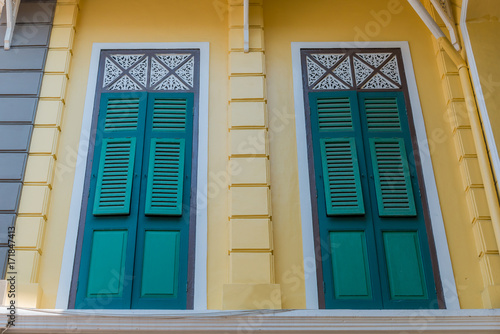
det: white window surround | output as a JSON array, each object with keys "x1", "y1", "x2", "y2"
[
  {"x1": 56, "y1": 42, "x2": 210, "y2": 310},
  {"x1": 291, "y1": 41, "x2": 460, "y2": 310},
  {"x1": 460, "y1": 0, "x2": 500, "y2": 187}
]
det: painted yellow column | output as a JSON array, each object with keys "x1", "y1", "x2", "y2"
[
  {"x1": 425, "y1": 1, "x2": 500, "y2": 308},
  {"x1": 222, "y1": 0, "x2": 281, "y2": 310},
  {"x1": 15, "y1": 0, "x2": 79, "y2": 308}
]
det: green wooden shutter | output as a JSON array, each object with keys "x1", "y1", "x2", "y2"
[
  {"x1": 93, "y1": 138, "x2": 137, "y2": 215},
  {"x1": 312, "y1": 90, "x2": 438, "y2": 310},
  {"x1": 131, "y1": 93, "x2": 193, "y2": 309},
  {"x1": 313, "y1": 94, "x2": 365, "y2": 216},
  {"x1": 320, "y1": 138, "x2": 365, "y2": 215},
  {"x1": 145, "y1": 138, "x2": 185, "y2": 215},
  {"x1": 369, "y1": 138, "x2": 416, "y2": 217},
  {"x1": 76, "y1": 92, "x2": 147, "y2": 310}
]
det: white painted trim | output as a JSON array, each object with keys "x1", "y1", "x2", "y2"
[
  {"x1": 3, "y1": 0, "x2": 20, "y2": 50},
  {"x1": 429, "y1": 0, "x2": 461, "y2": 50},
  {"x1": 3, "y1": 309, "x2": 500, "y2": 332},
  {"x1": 291, "y1": 41, "x2": 460, "y2": 310},
  {"x1": 243, "y1": 0, "x2": 249, "y2": 53},
  {"x1": 460, "y1": 0, "x2": 500, "y2": 187},
  {"x1": 56, "y1": 42, "x2": 210, "y2": 310}
]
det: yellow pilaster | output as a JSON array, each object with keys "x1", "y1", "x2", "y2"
[
  {"x1": 222, "y1": 0, "x2": 281, "y2": 310},
  {"x1": 426, "y1": 1, "x2": 500, "y2": 308},
  {"x1": 15, "y1": 0, "x2": 79, "y2": 308}
]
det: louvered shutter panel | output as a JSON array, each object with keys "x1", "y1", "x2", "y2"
[
  {"x1": 364, "y1": 97, "x2": 401, "y2": 131},
  {"x1": 369, "y1": 138, "x2": 416, "y2": 216},
  {"x1": 93, "y1": 137, "x2": 137, "y2": 215},
  {"x1": 104, "y1": 98, "x2": 140, "y2": 131},
  {"x1": 145, "y1": 138, "x2": 185, "y2": 215},
  {"x1": 320, "y1": 138, "x2": 365, "y2": 215},
  {"x1": 317, "y1": 97, "x2": 354, "y2": 131},
  {"x1": 313, "y1": 94, "x2": 365, "y2": 216},
  {"x1": 152, "y1": 99, "x2": 187, "y2": 131}
]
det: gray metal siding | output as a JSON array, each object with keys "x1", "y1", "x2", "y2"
[{"x1": 0, "y1": 0, "x2": 56, "y2": 277}]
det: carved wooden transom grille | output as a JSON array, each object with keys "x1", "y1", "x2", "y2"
[
  {"x1": 100, "y1": 50, "x2": 198, "y2": 92},
  {"x1": 303, "y1": 49, "x2": 403, "y2": 91}
]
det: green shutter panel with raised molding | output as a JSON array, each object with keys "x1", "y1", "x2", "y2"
[
  {"x1": 145, "y1": 138, "x2": 186, "y2": 215},
  {"x1": 320, "y1": 138, "x2": 365, "y2": 215},
  {"x1": 369, "y1": 138, "x2": 416, "y2": 217}
]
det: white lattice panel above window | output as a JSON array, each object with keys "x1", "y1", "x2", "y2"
[
  {"x1": 304, "y1": 51, "x2": 402, "y2": 91},
  {"x1": 102, "y1": 52, "x2": 197, "y2": 91}
]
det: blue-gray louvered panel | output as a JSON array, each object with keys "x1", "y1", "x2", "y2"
[
  {"x1": 0, "y1": 73, "x2": 43, "y2": 95},
  {"x1": 0, "y1": 154, "x2": 27, "y2": 181},
  {"x1": 0, "y1": 183, "x2": 22, "y2": 212},
  {"x1": 0, "y1": 0, "x2": 55, "y2": 278},
  {"x1": 0, "y1": 48, "x2": 47, "y2": 70},
  {"x1": 0, "y1": 125, "x2": 32, "y2": 151},
  {"x1": 0, "y1": 98, "x2": 37, "y2": 122},
  {"x1": 0, "y1": 215, "x2": 15, "y2": 245},
  {"x1": 0, "y1": 2, "x2": 55, "y2": 24},
  {"x1": 0, "y1": 24, "x2": 51, "y2": 47}
]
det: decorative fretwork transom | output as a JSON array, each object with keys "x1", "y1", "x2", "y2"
[
  {"x1": 302, "y1": 49, "x2": 404, "y2": 91},
  {"x1": 100, "y1": 50, "x2": 198, "y2": 92}
]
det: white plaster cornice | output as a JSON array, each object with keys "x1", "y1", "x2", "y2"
[{"x1": 1, "y1": 309, "x2": 500, "y2": 333}]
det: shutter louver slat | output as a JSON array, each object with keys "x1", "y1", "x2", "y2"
[
  {"x1": 145, "y1": 138, "x2": 185, "y2": 215},
  {"x1": 365, "y1": 97, "x2": 401, "y2": 131},
  {"x1": 93, "y1": 138, "x2": 136, "y2": 215},
  {"x1": 104, "y1": 98, "x2": 140, "y2": 131},
  {"x1": 369, "y1": 138, "x2": 416, "y2": 216},
  {"x1": 320, "y1": 138, "x2": 365, "y2": 215},
  {"x1": 153, "y1": 99, "x2": 187, "y2": 131},
  {"x1": 317, "y1": 97, "x2": 353, "y2": 131}
]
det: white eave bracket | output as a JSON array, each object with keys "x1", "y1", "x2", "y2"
[
  {"x1": 430, "y1": 0, "x2": 461, "y2": 51},
  {"x1": 243, "y1": 0, "x2": 249, "y2": 53},
  {"x1": 3, "y1": 0, "x2": 20, "y2": 50}
]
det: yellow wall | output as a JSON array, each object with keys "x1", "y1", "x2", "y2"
[
  {"x1": 263, "y1": 0, "x2": 483, "y2": 308},
  {"x1": 466, "y1": 1, "x2": 500, "y2": 180},
  {"x1": 33, "y1": 0, "x2": 491, "y2": 309}
]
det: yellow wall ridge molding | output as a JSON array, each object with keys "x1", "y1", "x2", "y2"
[
  {"x1": 229, "y1": 249, "x2": 273, "y2": 254},
  {"x1": 229, "y1": 215, "x2": 273, "y2": 220},
  {"x1": 229, "y1": 98, "x2": 267, "y2": 103},
  {"x1": 229, "y1": 184, "x2": 270, "y2": 188},
  {"x1": 230, "y1": 126, "x2": 268, "y2": 131},
  {"x1": 230, "y1": 73, "x2": 266, "y2": 78}
]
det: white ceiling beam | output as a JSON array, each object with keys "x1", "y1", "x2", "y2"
[
  {"x1": 4, "y1": 0, "x2": 20, "y2": 50},
  {"x1": 243, "y1": 0, "x2": 249, "y2": 52},
  {"x1": 430, "y1": 0, "x2": 461, "y2": 51}
]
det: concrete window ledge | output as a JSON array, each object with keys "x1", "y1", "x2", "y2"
[{"x1": 0, "y1": 309, "x2": 499, "y2": 333}]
